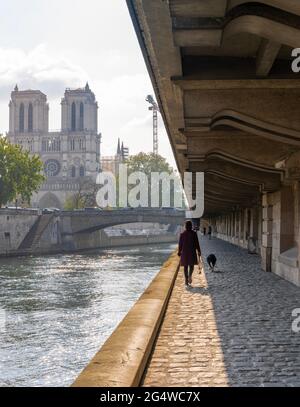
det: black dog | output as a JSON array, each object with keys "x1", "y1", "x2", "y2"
[{"x1": 207, "y1": 254, "x2": 217, "y2": 272}]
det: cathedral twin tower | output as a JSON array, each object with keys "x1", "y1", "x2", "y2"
[{"x1": 7, "y1": 84, "x2": 101, "y2": 209}]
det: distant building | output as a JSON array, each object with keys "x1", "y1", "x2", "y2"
[
  {"x1": 7, "y1": 83, "x2": 101, "y2": 208},
  {"x1": 100, "y1": 138, "x2": 129, "y2": 175}
]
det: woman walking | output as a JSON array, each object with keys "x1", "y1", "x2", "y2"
[{"x1": 178, "y1": 220, "x2": 201, "y2": 287}]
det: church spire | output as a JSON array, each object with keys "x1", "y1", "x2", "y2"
[
  {"x1": 14, "y1": 84, "x2": 18, "y2": 92},
  {"x1": 85, "y1": 82, "x2": 90, "y2": 91}
]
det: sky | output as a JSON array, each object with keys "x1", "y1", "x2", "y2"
[{"x1": 0, "y1": 0, "x2": 176, "y2": 167}]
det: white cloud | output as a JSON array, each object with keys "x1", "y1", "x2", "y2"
[{"x1": 0, "y1": 44, "x2": 88, "y2": 99}]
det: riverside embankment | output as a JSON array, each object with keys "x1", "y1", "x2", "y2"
[{"x1": 0, "y1": 209, "x2": 180, "y2": 256}]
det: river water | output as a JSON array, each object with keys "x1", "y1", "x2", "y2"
[{"x1": 0, "y1": 243, "x2": 176, "y2": 387}]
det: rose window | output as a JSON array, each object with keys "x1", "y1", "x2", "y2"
[{"x1": 44, "y1": 159, "x2": 61, "y2": 177}]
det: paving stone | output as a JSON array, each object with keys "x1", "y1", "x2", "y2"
[{"x1": 142, "y1": 238, "x2": 300, "y2": 387}]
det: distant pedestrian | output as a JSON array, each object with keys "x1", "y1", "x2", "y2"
[
  {"x1": 208, "y1": 225, "x2": 212, "y2": 240},
  {"x1": 203, "y1": 227, "x2": 206, "y2": 236},
  {"x1": 178, "y1": 220, "x2": 201, "y2": 287}
]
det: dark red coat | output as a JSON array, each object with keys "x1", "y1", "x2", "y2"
[{"x1": 178, "y1": 230, "x2": 201, "y2": 267}]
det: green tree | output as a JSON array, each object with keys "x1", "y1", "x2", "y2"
[
  {"x1": 124, "y1": 152, "x2": 184, "y2": 208},
  {"x1": 126, "y1": 152, "x2": 173, "y2": 175},
  {"x1": 0, "y1": 137, "x2": 45, "y2": 207},
  {"x1": 64, "y1": 194, "x2": 85, "y2": 210},
  {"x1": 64, "y1": 179, "x2": 100, "y2": 210}
]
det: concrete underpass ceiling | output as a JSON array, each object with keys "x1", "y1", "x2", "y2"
[{"x1": 127, "y1": 0, "x2": 300, "y2": 216}]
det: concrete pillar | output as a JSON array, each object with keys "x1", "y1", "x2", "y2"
[
  {"x1": 280, "y1": 185, "x2": 295, "y2": 254},
  {"x1": 227, "y1": 215, "x2": 229, "y2": 237},
  {"x1": 262, "y1": 193, "x2": 273, "y2": 272},
  {"x1": 226, "y1": 215, "x2": 228, "y2": 237},
  {"x1": 226, "y1": 215, "x2": 229, "y2": 237},
  {"x1": 251, "y1": 206, "x2": 260, "y2": 253},
  {"x1": 258, "y1": 205, "x2": 262, "y2": 253},
  {"x1": 240, "y1": 209, "x2": 244, "y2": 246},
  {"x1": 295, "y1": 182, "x2": 300, "y2": 276},
  {"x1": 238, "y1": 210, "x2": 243, "y2": 244},
  {"x1": 234, "y1": 213, "x2": 237, "y2": 239},
  {"x1": 247, "y1": 209, "x2": 251, "y2": 241},
  {"x1": 243, "y1": 209, "x2": 247, "y2": 243}
]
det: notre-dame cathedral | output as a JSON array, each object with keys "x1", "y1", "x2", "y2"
[{"x1": 7, "y1": 83, "x2": 101, "y2": 208}]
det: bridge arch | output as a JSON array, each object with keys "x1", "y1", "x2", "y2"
[
  {"x1": 38, "y1": 192, "x2": 62, "y2": 209},
  {"x1": 61, "y1": 209, "x2": 186, "y2": 235}
]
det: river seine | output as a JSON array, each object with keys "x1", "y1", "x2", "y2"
[{"x1": 0, "y1": 243, "x2": 176, "y2": 386}]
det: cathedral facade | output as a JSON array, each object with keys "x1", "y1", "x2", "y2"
[{"x1": 7, "y1": 84, "x2": 101, "y2": 209}]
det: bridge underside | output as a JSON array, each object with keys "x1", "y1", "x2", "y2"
[
  {"x1": 128, "y1": 0, "x2": 300, "y2": 286},
  {"x1": 61, "y1": 210, "x2": 185, "y2": 235}
]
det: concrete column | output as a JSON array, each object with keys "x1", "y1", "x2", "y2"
[
  {"x1": 257, "y1": 205, "x2": 262, "y2": 253},
  {"x1": 295, "y1": 182, "x2": 300, "y2": 278},
  {"x1": 251, "y1": 206, "x2": 260, "y2": 253},
  {"x1": 240, "y1": 211, "x2": 243, "y2": 242},
  {"x1": 262, "y1": 193, "x2": 273, "y2": 272},
  {"x1": 233, "y1": 212, "x2": 236, "y2": 240},
  {"x1": 280, "y1": 185, "x2": 295, "y2": 254},
  {"x1": 242, "y1": 209, "x2": 247, "y2": 243},
  {"x1": 250, "y1": 208, "x2": 255, "y2": 237},
  {"x1": 227, "y1": 214, "x2": 230, "y2": 238},
  {"x1": 294, "y1": 182, "x2": 300, "y2": 250},
  {"x1": 238, "y1": 210, "x2": 242, "y2": 244}
]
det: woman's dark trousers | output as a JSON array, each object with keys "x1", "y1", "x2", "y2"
[{"x1": 184, "y1": 265, "x2": 194, "y2": 285}]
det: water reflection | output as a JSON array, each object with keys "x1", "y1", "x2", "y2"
[{"x1": 0, "y1": 243, "x2": 175, "y2": 386}]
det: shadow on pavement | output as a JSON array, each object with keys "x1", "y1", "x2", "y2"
[{"x1": 198, "y1": 236, "x2": 300, "y2": 387}]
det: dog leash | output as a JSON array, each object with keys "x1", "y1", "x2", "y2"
[{"x1": 198, "y1": 253, "x2": 203, "y2": 274}]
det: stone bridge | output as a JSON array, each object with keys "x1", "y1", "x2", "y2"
[
  {"x1": 0, "y1": 208, "x2": 185, "y2": 255},
  {"x1": 60, "y1": 209, "x2": 185, "y2": 235}
]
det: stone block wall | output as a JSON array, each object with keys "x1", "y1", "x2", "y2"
[
  {"x1": 206, "y1": 183, "x2": 300, "y2": 287},
  {"x1": 0, "y1": 210, "x2": 39, "y2": 254}
]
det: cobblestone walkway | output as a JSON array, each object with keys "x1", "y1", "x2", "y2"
[{"x1": 142, "y1": 237, "x2": 300, "y2": 387}]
